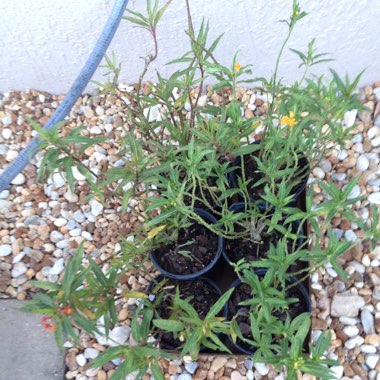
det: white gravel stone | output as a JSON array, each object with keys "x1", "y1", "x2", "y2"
[
  {"x1": 184, "y1": 362, "x2": 198, "y2": 374},
  {"x1": 143, "y1": 105, "x2": 160, "y2": 122},
  {"x1": 345, "y1": 335, "x2": 364, "y2": 349},
  {"x1": 326, "y1": 267, "x2": 338, "y2": 277},
  {"x1": 366, "y1": 354, "x2": 379, "y2": 369},
  {"x1": 51, "y1": 172, "x2": 66, "y2": 188},
  {"x1": 84, "y1": 107, "x2": 94, "y2": 118},
  {"x1": 12, "y1": 253, "x2": 25, "y2": 264},
  {"x1": 331, "y1": 294, "x2": 365, "y2": 317},
  {"x1": 312, "y1": 167, "x2": 325, "y2": 179},
  {"x1": 361, "y1": 309, "x2": 375, "y2": 334},
  {"x1": 95, "y1": 106, "x2": 104, "y2": 116},
  {"x1": 319, "y1": 159, "x2": 332, "y2": 173},
  {"x1": 345, "y1": 229, "x2": 357, "y2": 242},
  {"x1": 368, "y1": 192, "x2": 380, "y2": 204},
  {"x1": 372, "y1": 136, "x2": 380, "y2": 147},
  {"x1": 69, "y1": 228, "x2": 82, "y2": 237},
  {"x1": 330, "y1": 366, "x2": 344, "y2": 380},
  {"x1": 1, "y1": 116, "x2": 12, "y2": 125},
  {"x1": 72, "y1": 166, "x2": 86, "y2": 181},
  {"x1": 49, "y1": 258, "x2": 65, "y2": 275},
  {"x1": 0, "y1": 144, "x2": 8, "y2": 156},
  {"x1": 11, "y1": 262, "x2": 27, "y2": 278},
  {"x1": 92, "y1": 151, "x2": 107, "y2": 163},
  {"x1": 64, "y1": 191, "x2": 79, "y2": 203},
  {"x1": 337, "y1": 149, "x2": 348, "y2": 160},
  {"x1": 0, "y1": 245, "x2": 12, "y2": 257},
  {"x1": 361, "y1": 345, "x2": 377, "y2": 354},
  {"x1": 349, "y1": 261, "x2": 366, "y2": 274},
  {"x1": 356, "y1": 155, "x2": 369, "y2": 171},
  {"x1": 73, "y1": 210, "x2": 86, "y2": 223},
  {"x1": 107, "y1": 326, "x2": 131, "y2": 347},
  {"x1": 50, "y1": 231, "x2": 64, "y2": 243},
  {"x1": 84, "y1": 348, "x2": 99, "y2": 359},
  {"x1": 178, "y1": 374, "x2": 192, "y2": 380},
  {"x1": 76, "y1": 353, "x2": 87, "y2": 367},
  {"x1": 54, "y1": 218, "x2": 67, "y2": 227},
  {"x1": 339, "y1": 317, "x2": 359, "y2": 326},
  {"x1": 344, "y1": 109, "x2": 357, "y2": 127},
  {"x1": 347, "y1": 185, "x2": 361, "y2": 199},
  {"x1": 343, "y1": 325, "x2": 359, "y2": 337},
  {"x1": 368, "y1": 127, "x2": 379, "y2": 139},
  {"x1": 6, "y1": 149, "x2": 18, "y2": 161},
  {"x1": 81, "y1": 231, "x2": 92, "y2": 240},
  {"x1": 352, "y1": 133, "x2": 363, "y2": 143},
  {"x1": 89, "y1": 199, "x2": 103, "y2": 217},
  {"x1": 374, "y1": 87, "x2": 380, "y2": 100},
  {"x1": 362, "y1": 254, "x2": 371, "y2": 267},
  {"x1": 11, "y1": 173, "x2": 26, "y2": 185},
  {"x1": 332, "y1": 173, "x2": 347, "y2": 182},
  {"x1": 197, "y1": 95, "x2": 208, "y2": 107},
  {"x1": 2, "y1": 128, "x2": 12, "y2": 139},
  {"x1": 253, "y1": 363, "x2": 269, "y2": 376},
  {"x1": 90, "y1": 126, "x2": 102, "y2": 134},
  {"x1": 0, "y1": 190, "x2": 9, "y2": 199}
]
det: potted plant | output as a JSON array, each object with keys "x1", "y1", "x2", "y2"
[{"x1": 21, "y1": 1, "x2": 380, "y2": 379}]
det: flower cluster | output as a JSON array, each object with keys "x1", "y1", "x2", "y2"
[
  {"x1": 280, "y1": 111, "x2": 297, "y2": 127},
  {"x1": 40, "y1": 316, "x2": 57, "y2": 332},
  {"x1": 40, "y1": 305, "x2": 74, "y2": 332}
]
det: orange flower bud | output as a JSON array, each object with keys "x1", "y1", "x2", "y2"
[{"x1": 63, "y1": 306, "x2": 74, "y2": 315}]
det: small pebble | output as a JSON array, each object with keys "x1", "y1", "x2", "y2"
[
  {"x1": 11, "y1": 173, "x2": 26, "y2": 185},
  {"x1": 0, "y1": 245, "x2": 12, "y2": 257},
  {"x1": 2, "y1": 128, "x2": 12, "y2": 139},
  {"x1": 345, "y1": 336, "x2": 365, "y2": 349}
]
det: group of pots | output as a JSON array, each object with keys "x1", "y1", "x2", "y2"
[{"x1": 148, "y1": 149, "x2": 311, "y2": 354}]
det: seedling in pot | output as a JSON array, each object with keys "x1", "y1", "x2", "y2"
[
  {"x1": 227, "y1": 269, "x2": 310, "y2": 354},
  {"x1": 153, "y1": 286, "x2": 234, "y2": 359}
]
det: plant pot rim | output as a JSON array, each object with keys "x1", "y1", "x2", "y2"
[
  {"x1": 148, "y1": 274, "x2": 227, "y2": 351},
  {"x1": 222, "y1": 202, "x2": 305, "y2": 266},
  {"x1": 227, "y1": 268, "x2": 311, "y2": 355},
  {"x1": 150, "y1": 208, "x2": 224, "y2": 280}
]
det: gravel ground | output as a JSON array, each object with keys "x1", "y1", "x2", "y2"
[{"x1": 1, "y1": 83, "x2": 380, "y2": 380}]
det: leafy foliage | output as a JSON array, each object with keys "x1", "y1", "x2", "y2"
[{"x1": 22, "y1": 1, "x2": 380, "y2": 379}]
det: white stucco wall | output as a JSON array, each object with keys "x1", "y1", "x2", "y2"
[{"x1": 1, "y1": 0, "x2": 380, "y2": 94}]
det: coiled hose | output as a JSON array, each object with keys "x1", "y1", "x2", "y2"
[{"x1": 0, "y1": 0, "x2": 129, "y2": 192}]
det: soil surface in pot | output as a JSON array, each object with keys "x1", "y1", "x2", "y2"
[
  {"x1": 155, "y1": 222, "x2": 218, "y2": 275},
  {"x1": 225, "y1": 224, "x2": 298, "y2": 263},
  {"x1": 155, "y1": 278, "x2": 221, "y2": 348},
  {"x1": 228, "y1": 282, "x2": 308, "y2": 352},
  {"x1": 236, "y1": 153, "x2": 308, "y2": 199}
]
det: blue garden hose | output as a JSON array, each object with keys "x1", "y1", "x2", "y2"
[{"x1": 0, "y1": 0, "x2": 129, "y2": 192}]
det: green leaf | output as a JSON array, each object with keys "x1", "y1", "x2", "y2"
[
  {"x1": 150, "y1": 362, "x2": 165, "y2": 380},
  {"x1": 206, "y1": 288, "x2": 234, "y2": 319},
  {"x1": 153, "y1": 319, "x2": 185, "y2": 332},
  {"x1": 28, "y1": 280, "x2": 60, "y2": 291}
]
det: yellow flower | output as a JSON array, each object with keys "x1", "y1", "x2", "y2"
[
  {"x1": 280, "y1": 111, "x2": 297, "y2": 127},
  {"x1": 234, "y1": 62, "x2": 241, "y2": 72}
]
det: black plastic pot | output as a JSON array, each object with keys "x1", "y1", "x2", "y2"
[
  {"x1": 228, "y1": 141, "x2": 309, "y2": 206},
  {"x1": 148, "y1": 275, "x2": 227, "y2": 351},
  {"x1": 222, "y1": 202, "x2": 305, "y2": 266},
  {"x1": 227, "y1": 269, "x2": 311, "y2": 355},
  {"x1": 150, "y1": 208, "x2": 224, "y2": 280}
]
